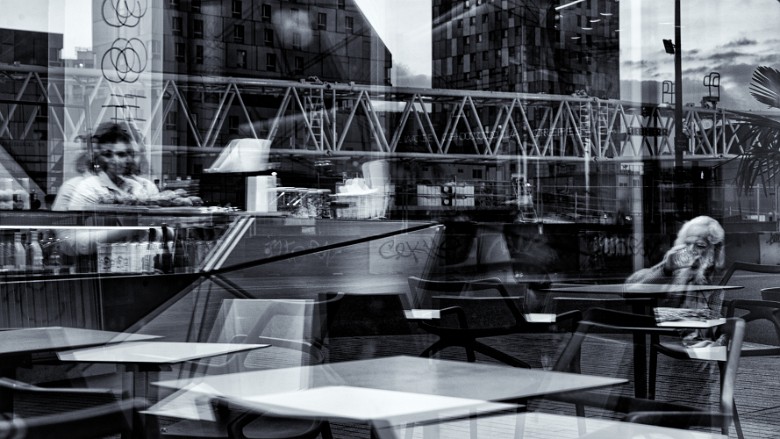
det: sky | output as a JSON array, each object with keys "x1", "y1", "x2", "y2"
[{"x1": 2, "y1": 0, "x2": 780, "y2": 110}]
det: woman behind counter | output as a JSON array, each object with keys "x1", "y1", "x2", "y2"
[
  {"x1": 62, "y1": 122, "x2": 158, "y2": 210},
  {"x1": 54, "y1": 122, "x2": 159, "y2": 256}
]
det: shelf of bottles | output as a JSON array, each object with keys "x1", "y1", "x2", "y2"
[{"x1": 0, "y1": 223, "x2": 225, "y2": 277}]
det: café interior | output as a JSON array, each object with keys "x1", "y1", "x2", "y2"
[{"x1": 1, "y1": 0, "x2": 780, "y2": 437}]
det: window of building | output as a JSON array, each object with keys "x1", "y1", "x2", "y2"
[
  {"x1": 495, "y1": 11, "x2": 501, "y2": 21},
  {"x1": 166, "y1": 111, "x2": 177, "y2": 128},
  {"x1": 172, "y1": 16, "x2": 182, "y2": 35},
  {"x1": 237, "y1": 49, "x2": 247, "y2": 68},
  {"x1": 477, "y1": 34, "x2": 483, "y2": 43},
  {"x1": 465, "y1": 0, "x2": 471, "y2": 8},
  {"x1": 193, "y1": 19, "x2": 203, "y2": 38},
  {"x1": 469, "y1": 16, "x2": 475, "y2": 26},
  {"x1": 345, "y1": 16, "x2": 354, "y2": 33},
  {"x1": 502, "y1": 29, "x2": 508, "y2": 38},
  {"x1": 228, "y1": 115, "x2": 239, "y2": 134},
  {"x1": 191, "y1": 0, "x2": 201, "y2": 12},
  {"x1": 294, "y1": 56, "x2": 304, "y2": 74},
  {"x1": 338, "y1": 0, "x2": 345, "y2": 9},
  {"x1": 232, "y1": 0, "x2": 242, "y2": 18},
  {"x1": 264, "y1": 29, "x2": 274, "y2": 46},
  {"x1": 482, "y1": 51, "x2": 488, "y2": 61},
  {"x1": 464, "y1": 36, "x2": 470, "y2": 46},
  {"x1": 48, "y1": 48, "x2": 60, "y2": 62},
  {"x1": 482, "y1": 14, "x2": 488, "y2": 23},
  {"x1": 293, "y1": 32, "x2": 301, "y2": 49},
  {"x1": 457, "y1": 19, "x2": 463, "y2": 28},
  {"x1": 195, "y1": 45, "x2": 203, "y2": 64},
  {"x1": 261, "y1": 4, "x2": 272, "y2": 21},
  {"x1": 234, "y1": 24, "x2": 244, "y2": 43},
  {"x1": 151, "y1": 39, "x2": 162, "y2": 59},
  {"x1": 318, "y1": 12, "x2": 327, "y2": 30},
  {"x1": 266, "y1": 53, "x2": 277, "y2": 71},
  {"x1": 169, "y1": 0, "x2": 179, "y2": 8},
  {"x1": 175, "y1": 42, "x2": 185, "y2": 62}
]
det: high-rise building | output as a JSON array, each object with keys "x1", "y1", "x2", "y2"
[{"x1": 432, "y1": 0, "x2": 619, "y2": 98}]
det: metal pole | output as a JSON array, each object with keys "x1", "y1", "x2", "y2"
[{"x1": 674, "y1": 0, "x2": 684, "y2": 168}]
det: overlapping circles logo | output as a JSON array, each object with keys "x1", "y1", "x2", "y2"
[
  {"x1": 102, "y1": 38, "x2": 148, "y2": 84},
  {"x1": 102, "y1": 0, "x2": 147, "y2": 28}
]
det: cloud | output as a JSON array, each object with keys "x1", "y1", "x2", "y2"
[
  {"x1": 394, "y1": 63, "x2": 431, "y2": 88},
  {"x1": 723, "y1": 37, "x2": 758, "y2": 48}
]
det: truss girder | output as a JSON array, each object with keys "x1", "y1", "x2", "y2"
[{"x1": 0, "y1": 64, "x2": 777, "y2": 161}]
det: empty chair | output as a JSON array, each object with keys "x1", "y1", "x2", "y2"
[
  {"x1": 157, "y1": 294, "x2": 341, "y2": 439},
  {"x1": 549, "y1": 308, "x2": 745, "y2": 438},
  {"x1": 0, "y1": 397, "x2": 151, "y2": 439},
  {"x1": 0, "y1": 377, "x2": 151, "y2": 439},
  {"x1": 407, "y1": 276, "x2": 580, "y2": 367}
]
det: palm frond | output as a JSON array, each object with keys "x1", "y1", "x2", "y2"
[{"x1": 749, "y1": 66, "x2": 780, "y2": 109}]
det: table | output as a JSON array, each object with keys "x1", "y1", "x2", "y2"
[
  {"x1": 542, "y1": 283, "x2": 742, "y2": 398},
  {"x1": 151, "y1": 355, "x2": 626, "y2": 430},
  {"x1": 0, "y1": 326, "x2": 161, "y2": 411},
  {"x1": 374, "y1": 411, "x2": 726, "y2": 439},
  {"x1": 58, "y1": 341, "x2": 269, "y2": 401}
]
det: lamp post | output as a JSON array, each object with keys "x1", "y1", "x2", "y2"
[{"x1": 673, "y1": 0, "x2": 684, "y2": 169}]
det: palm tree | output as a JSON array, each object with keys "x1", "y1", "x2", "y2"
[{"x1": 733, "y1": 66, "x2": 780, "y2": 195}]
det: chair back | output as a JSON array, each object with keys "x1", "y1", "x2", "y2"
[
  {"x1": 760, "y1": 287, "x2": 780, "y2": 302},
  {"x1": 407, "y1": 276, "x2": 524, "y2": 328},
  {"x1": 726, "y1": 299, "x2": 780, "y2": 353}
]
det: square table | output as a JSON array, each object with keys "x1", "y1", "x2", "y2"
[
  {"x1": 58, "y1": 341, "x2": 269, "y2": 401},
  {"x1": 374, "y1": 411, "x2": 727, "y2": 439},
  {"x1": 0, "y1": 326, "x2": 161, "y2": 411},
  {"x1": 151, "y1": 355, "x2": 626, "y2": 432}
]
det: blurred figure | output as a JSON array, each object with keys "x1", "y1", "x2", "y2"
[
  {"x1": 65, "y1": 122, "x2": 157, "y2": 209},
  {"x1": 50, "y1": 151, "x2": 92, "y2": 211}
]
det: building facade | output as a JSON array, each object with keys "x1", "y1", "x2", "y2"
[{"x1": 432, "y1": 0, "x2": 619, "y2": 98}]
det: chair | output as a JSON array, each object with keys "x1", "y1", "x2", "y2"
[
  {"x1": 549, "y1": 308, "x2": 745, "y2": 438},
  {"x1": 646, "y1": 261, "x2": 780, "y2": 437},
  {"x1": 0, "y1": 397, "x2": 151, "y2": 439},
  {"x1": 407, "y1": 276, "x2": 580, "y2": 367},
  {"x1": 0, "y1": 377, "x2": 152, "y2": 439},
  {"x1": 210, "y1": 397, "x2": 331, "y2": 439},
  {"x1": 158, "y1": 295, "x2": 340, "y2": 439}
]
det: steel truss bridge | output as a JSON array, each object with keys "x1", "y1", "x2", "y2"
[{"x1": 0, "y1": 63, "x2": 776, "y2": 171}]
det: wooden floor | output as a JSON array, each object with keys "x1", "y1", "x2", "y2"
[{"x1": 121, "y1": 287, "x2": 780, "y2": 439}]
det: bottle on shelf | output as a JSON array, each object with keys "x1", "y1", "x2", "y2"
[
  {"x1": 156, "y1": 224, "x2": 174, "y2": 274},
  {"x1": 172, "y1": 224, "x2": 190, "y2": 273},
  {"x1": 13, "y1": 232, "x2": 26, "y2": 271},
  {"x1": 27, "y1": 230, "x2": 44, "y2": 272}
]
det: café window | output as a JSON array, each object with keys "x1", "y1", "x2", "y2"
[
  {"x1": 195, "y1": 45, "x2": 203, "y2": 64},
  {"x1": 233, "y1": 24, "x2": 244, "y2": 43},
  {"x1": 172, "y1": 16, "x2": 182, "y2": 36},
  {"x1": 174, "y1": 42, "x2": 185, "y2": 62},
  {"x1": 266, "y1": 53, "x2": 277, "y2": 72},
  {"x1": 261, "y1": 4, "x2": 271, "y2": 21},
  {"x1": 318, "y1": 12, "x2": 327, "y2": 30},
  {"x1": 193, "y1": 19, "x2": 203, "y2": 38},
  {"x1": 264, "y1": 29, "x2": 274, "y2": 47},
  {"x1": 237, "y1": 49, "x2": 247, "y2": 68}
]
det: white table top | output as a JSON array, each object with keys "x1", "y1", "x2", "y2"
[
  {"x1": 154, "y1": 355, "x2": 626, "y2": 407},
  {"x1": 57, "y1": 341, "x2": 268, "y2": 364},
  {"x1": 229, "y1": 385, "x2": 516, "y2": 425},
  {"x1": 375, "y1": 411, "x2": 726, "y2": 439},
  {"x1": 0, "y1": 327, "x2": 161, "y2": 357},
  {"x1": 545, "y1": 283, "x2": 742, "y2": 295}
]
